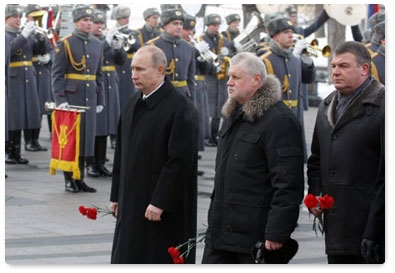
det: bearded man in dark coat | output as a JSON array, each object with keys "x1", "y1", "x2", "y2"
[{"x1": 110, "y1": 45, "x2": 199, "y2": 264}]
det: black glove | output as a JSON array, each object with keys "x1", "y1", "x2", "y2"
[{"x1": 361, "y1": 239, "x2": 382, "y2": 264}]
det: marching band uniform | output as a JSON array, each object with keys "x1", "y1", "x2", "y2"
[
  {"x1": 197, "y1": 14, "x2": 232, "y2": 147},
  {"x1": 147, "y1": 8, "x2": 196, "y2": 100},
  {"x1": 182, "y1": 14, "x2": 213, "y2": 164},
  {"x1": 25, "y1": 4, "x2": 53, "y2": 152},
  {"x1": 112, "y1": 6, "x2": 141, "y2": 111},
  {"x1": 221, "y1": 13, "x2": 240, "y2": 55},
  {"x1": 51, "y1": 5, "x2": 105, "y2": 192},
  {"x1": 5, "y1": 4, "x2": 46, "y2": 165},
  {"x1": 136, "y1": 8, "x2": 162, "y2": 46},
  {"x1": 261, "y1": 18, "x2": 316, "y2": 162},
  {"x1": 86, "y1": 10, "x2": 127, "y2": 178}
]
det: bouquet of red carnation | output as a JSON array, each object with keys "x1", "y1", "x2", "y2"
[
  {"x1": 78, "y1": 205, "x2": 112, "y2": 220},
  {"x1": 168, "y1": 232, "x2": 205, "y2": 264},
  {"x1": 304, "y1": 194, "x2": 334, "y2": 236}
]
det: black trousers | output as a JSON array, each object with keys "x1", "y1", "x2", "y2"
[{"x1": 201, "y1": 245, "x2": 254, "y2": 264}]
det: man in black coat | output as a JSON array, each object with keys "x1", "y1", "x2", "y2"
[
  {"x1": 307, "y1": 41, "x2": 385, "y2": 264},
  {"x1": 202, "y1": 52, "x2": 304, "y2": 264},
  {"x1": 110, "y1": 45, "x2": 199, "y2": 264}
]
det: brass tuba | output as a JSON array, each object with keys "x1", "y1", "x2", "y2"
[{"x1": 233, "y1": 12, "x2": 265, "y2": 53}]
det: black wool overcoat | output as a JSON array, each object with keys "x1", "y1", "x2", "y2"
[{"x1": 110, "y1": 79, "x2": 199, "y2": 263}]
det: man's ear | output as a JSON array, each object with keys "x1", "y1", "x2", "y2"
[{"x1": 157, "y1": 64, "x2": 165, "y2": 75}]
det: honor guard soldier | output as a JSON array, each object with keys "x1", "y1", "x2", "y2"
[
  {"x1": 197, "y1": 14, "x2": 232, "y2": 147},
  {"x1": 182, "y1": 14, "x2": 213, "y2": 174},
  {"x1": 136, "y1": 8, "x2": 162, "y2": 45},
  {"x1": 365, "y1": 12, "x2": 385, "y2": 53},
  {"x1": 222, "y1": 13, "x2": 240, "y2": 55},
  {"x1": 261, "y1": 17, "x2": 316, "y2": 162},
  {"x1": 24, "y1": 4, "x2": 53, "y2": 152},
  {"x1": 5, "y1": 4, "x2": 46, "y2": 165},
  {"x1": 86, "y1": 9, "x2": 127, "y2": 178},
  {"x1": 112, "y1": 5, "x2": 141, "y2": 111},
  {"x1": 51, "y1": 5, "x2": 105, "y2": 193},
  {"x1": 147, "y1": 8, "x2": 196, "y2": 100},
  {"x1": 371, "y1": 22, "x2": 385, "y2": 85}
]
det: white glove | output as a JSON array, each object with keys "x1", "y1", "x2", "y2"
[
  {"x1": 293, "y1": 38, "x2": 308, "y2": 58},
  {"x1": 36, "y1": 54, "x2": 50, "y2": 64},
  {"x1": 106, "y1": 26, "x2": 119, "y2": 46},
  {"x1": 111, "y1": 39, "x2": 123, "y2": 50},
  {"x1": 96, "y1": 105, "x2": 104, "y2": 113},
  {"x1": 195, "y1": 40, "x2": 210, "y2": 54},
  {"x1": 57, "y1": 102, "x2": 69, "y2": 109},
  {"x1": 21, "y1": 21, "x2": 35, "y2": 39}
]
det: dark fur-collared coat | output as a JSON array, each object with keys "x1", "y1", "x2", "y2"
[{"x1": 204, "y1": 74, "x2": 304, "y2": 254}]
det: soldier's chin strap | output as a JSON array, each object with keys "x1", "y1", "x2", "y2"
[{"x1": 64, "y1": 38, "x2": 86, "y2": 71}]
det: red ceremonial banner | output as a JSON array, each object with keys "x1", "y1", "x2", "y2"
[{"x1": 49, "y1": 109, "x2": 81, "y2": 180}]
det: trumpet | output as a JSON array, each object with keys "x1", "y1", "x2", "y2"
[
  {"x1": 113, "y1": 32, "x2": 136, "y2": 51},
  {"x1": 293, "y1": 34, "x2": 331, "y2": 58},
  {"x1": 306, "y1": 39, "x2": 331, "y2": 58},
  {"x1": 45, "y1": 102, "x2": 90, "y2": 113},
  {"x1": 189, "y1": 35, "x2": 221, "y2": 67},
  {"x1": 34, "y1": 26, "x2": 55, "y2": 39}
]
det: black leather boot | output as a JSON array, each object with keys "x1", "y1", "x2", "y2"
[
  {"x1": 12, "y1": 131, "x2": 29, "y2": 164},
  {"x1": 76, "y1": 160, "x2": 97, "y2": 192},
  {"x1": 64, "y1": 172, "x2": 78, "y2": 193},
  {"x1": 24, "y1": 129, "x2": 38, "y2": 151},
  {"x1": 5, "y1": 141, "x2": 17, "y2": 164},
  {"x1": 75, "y1": 180, "x2": 97, "y2": 192},
  {"x1": 86, "y1": 164, "x2": 100, "y2": 177},
  {"x1": 33, "y1": 128, "x2": 47, "y2": 151},
  {"x1": 97, "y1": 164, "x2": 112, "y2": 177}
]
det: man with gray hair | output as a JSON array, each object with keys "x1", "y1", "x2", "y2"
[{"x1": 202, "y1": 52, "x2": 304, "y2": 263}]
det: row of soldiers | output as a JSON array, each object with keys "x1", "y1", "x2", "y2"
[{"x1": 5, "y1": 4, "x2": 385, "y2": 192}]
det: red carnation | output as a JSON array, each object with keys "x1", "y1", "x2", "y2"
[
  {"x1": 319, "y1": 194, "x2": 334, "y2": 210},
  {"x1": 304, "y1": 193, "x2": 319, "y2": 209},
  {"x1": 173, "y1": 256, "x2": 184, "y2": 264},
  {"x1": 79, "y1": 205, "x2": 87, "y2": 215},
  {"x1": 86, "y1": 207, "x2": 98, "y2": 220},
  {"x1": 168, "y1": 247, "x2": 180, "y2": 258}
]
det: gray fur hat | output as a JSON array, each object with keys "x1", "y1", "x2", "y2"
[
  {"x1": 225, "y1": 14, "x2": 240, "y2": 25},
  {"x1": 368, "y1": 12, "x2": 385, "y2": 30},
  {"x1": 374, "y1": 21, "x2": 385, "y2": 41},
  {"x1": 5, "y1": 4, "x2": 22, "y2": 19},
  {"x1": 267, "y1": 17, "x2": 295, "y2": 37},
  {"x1": 25, "y1": 4, "x2": 46, "y2": 17},
  {"x1": 160, "y1": 8, "x2": 184, "y2": 25},
  {"x1": 92, "y1": 9, "x2": 106, "y2": 24},
  {"x1": 112, "y1": 6, "x2": 130, "y2": 20},
  {"x1": 72, "y1": 5, "x2": 93, "y2": 22},
  {"x1": 183, "y1": 14, "x2": 196, "y2": 30},
  {"x1": 204, "y1": 14, "x2": 222, "y2": 25},
  {"x1": 143, "y1": 8, "x2": 160, "y2": 20}
]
